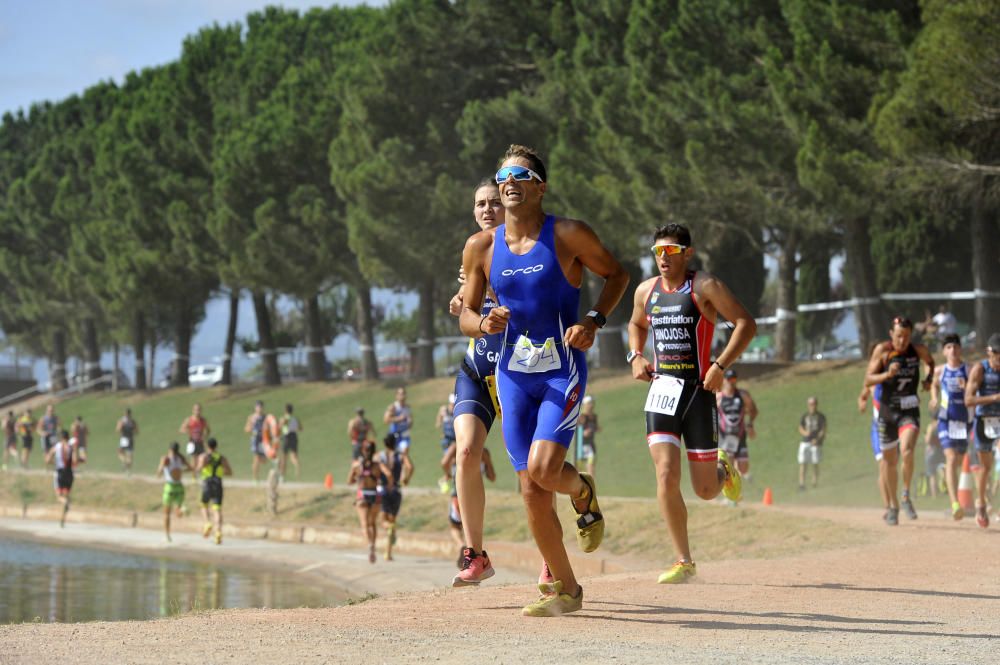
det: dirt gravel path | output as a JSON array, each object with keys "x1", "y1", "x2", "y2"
[{"x1": 2, "y1": 505, "x2": 998, "y2": 665}]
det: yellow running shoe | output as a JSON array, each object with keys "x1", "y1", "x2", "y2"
[
  {"x1": 657, "y1": 560, "x2": 697, "y2": 584},
  {"x1": 214, "y1": 531, "x2": 222, "y2": 545},
  {"x1": 202, "y1": 522, "x2": 213, "y2": 538},
  {"x1": 572, "y1": 473, "x2": 604, "y2": 553},
  {"x1": 718, "y1": 450, "x2": 742, "y2": 503},
  {"x1": 952, "y1": 501, "x2": 964, "y2": 521},
  {"x1": 521, "y1": 581, "x2": 583, "y2": 617}
]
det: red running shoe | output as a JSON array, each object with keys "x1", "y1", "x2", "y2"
[{"x1": 452, "y1": 547, "x2": 495, "y2": 587}]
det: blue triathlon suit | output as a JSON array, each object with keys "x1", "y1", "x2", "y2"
[
  {"x1": 388, "y1": 405, "x2": 412, "y2": 451},
  {"x1": 454, "y1": 295, "x2": 502, "y2": 430},
  {"x1": 937, "y1": 364, "x2": 971, "y2": 452},
  {"x1": 870, "y1": 384, "x2": 882, "y2": 461},
  {"x1": 973, "y1": 360, "x2": 1000, "y2": 453},
  {"x1": 490, "y1": 215, "x2": 585, "y2": 471}
]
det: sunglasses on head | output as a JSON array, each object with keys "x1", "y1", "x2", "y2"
[
  {"x1": 651, "y1": 243, "x2": 687, "y2": 258},
  {"x1": 495, "y1": 165, "x2": 543, "y2": 184}
]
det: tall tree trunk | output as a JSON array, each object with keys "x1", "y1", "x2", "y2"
[
  {"x1": 355, "y1": 281, "x2": 379, "y2": 380},
  {"x1": 774, "y1": 233, "x2": 798, "y2": 362},
  {"x1": 132, "y1": 311, "x2": 147, "y2": 390},
  {"x1": 82, "y1": 317, "x2": 102, "y2": 386},
  {"x1": 253, "y1": 290, "x2": 281, "y2": 385},
  {"x1": 843, "y1": 217, "x2": 888, "y2": 354},
  {"x1": 415, "y1": 277, "x2": 436, "y2": 379},
  {"x1": 171, "y1": 306, "x2": 193, "y2": 387},
  {"x1": 304, "y1": 292, "x2": 327, "y2": 381},
  {"x1": 970, "y1": 184, "x2": 1000, "y2": 350},
  {"x1": 221, "y1": 290, "x2": 239, "y2": 385},
  {"x1": 112, "y1": 342, "x2": 120, "y2": 391},
  {"x1": 149, "y1": 329, "x2": 157, "y2": 389},
  {"x1": 50, "y1": 328, "x2": 68, "y2": 392}
]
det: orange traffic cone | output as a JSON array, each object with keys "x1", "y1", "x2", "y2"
[
  {"x1": 957, "y1": 454, "x2": 974, "y2": 515},
  {"x1": 762, "y1": 487, "x2": 773, "y2": 506},
  {"x1": 324, "y1": 472, "x2": 334, "y2": 490}
]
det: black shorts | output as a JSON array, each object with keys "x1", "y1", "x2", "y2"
[
  {"x1": 188, "y1": 440, "x2": 205, "y2": 457},
  {"x1": 5, "y1": 436, "x2": 17, "y2": 450},
  {"x1": 20, "y1": 436, "x2": 32, "y2": 451},
  {"x1": 201, "y1": 478, "x2": 223, "y2": 506},
  {"x1": 645, "y1": 382, "x2": 719, "y2": 462},
  {"x1": 877, "y1": 406, "x2": 920, "y2": 451},
  {"x1": 351, "y1": 441, "x2": 363, "y2": 460},
  {"x1": 249, "y1": 437, "x2": 265, "y2": 458},
  {"x1": 356, "y1": 488, "x2": 378, "y2": 507},
  {"x1": 282, "y1": 432, "x2": 298, "y2": 454},
  {"x1": 974, "y1": 417, "x2": 1000, "y2": 453},
  {"x1": 381, "y1": 489, "x2": 402, "y2": 516},
  {"x1": 43, "y1": 434, "x2": 56, "y2": 454},
  {"x1": 55, "y1": 468, "x2": 74, "y2": 493}
]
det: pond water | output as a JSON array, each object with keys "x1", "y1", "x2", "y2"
[{"x1": 0, "y1": 535, "x2": 346, "y2": 623}]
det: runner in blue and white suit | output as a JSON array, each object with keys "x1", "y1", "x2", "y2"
[
  {"x1": 459, "y1": 145, "x2": 629, "y2": 617},
  {"x1": 964, "y1": 332, "x2": 1000, "y2": 528},
  {"x1": 927, "y1": 334, "x2": 972, "y2": 520},
  {"x1": 448, "y1": 178, "x2": 509, "y2": 587}
]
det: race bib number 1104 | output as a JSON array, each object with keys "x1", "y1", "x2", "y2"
[{"x1": 645, "y1": 376, "x2": 684, "y2": 416}]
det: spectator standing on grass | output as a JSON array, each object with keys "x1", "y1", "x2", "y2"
[
  {"x1": 17, "y1": 409, "x2": 35, "y2": 468},
  {"x1": 797, "y1": 397, "x2": 826, "y2": 490},
  {"x1": 2, "y1": 410, "x2": 17, "y2": 471},
  {"x1": 37, "y1": 404, "x2": 60, "y2": 456},
  {"x1": 578, "y1": 395, "x2": 599, "y2": 478},
  {"x1": 932, "y1": 304, "x2": 957, "y2": 341},
  {"x1": 919, "y1": 423, "x2": 945, "y2": 499}
]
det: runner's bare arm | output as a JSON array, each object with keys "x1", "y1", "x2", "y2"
[
  {"x1": 179, "y1": 419, "x2": 188, "y2": 435},
  {"x1": 402, "y1": 455, "x2": 414, "y2": 485},
  {"x1": 864, "y1": 344, "x2": 894, "y2": 387},
  {"x1": 459, "y1": 231, "x2": 509, "y2": 337},
  {"x1": 965, "y1": 363, "x2": 1000, "y2": 408},
  {"x1": 557, "y1": 219, "x2": 630, "y2": 351},
  {"x1": 917, "y1": 344, "x2": 935, "y2": 391},
  {"x1": 156, "y1": 456, "x2": 166, "y2": 475},
  {"x1": 697, "y1": 273, "x2": 756, "y2": 392},
  {"x1": 627, "y1": 278, "x2": 655, "y2": 382},
  {"x1": 222, "y1": 457, "x2": 233, "y2": 476},
  {"x1": 929, "y1": 365, "x2": 944, "y2": 411},
  {"x1": 483, "y1": 448, "x2": 496, "y2": 482}
]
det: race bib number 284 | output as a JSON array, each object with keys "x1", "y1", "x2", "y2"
[{"x1": 645, "y1": 376, "x2": 684, "y2": 416}]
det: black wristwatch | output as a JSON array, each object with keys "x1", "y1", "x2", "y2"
[{"x1": 586, "y1": 310, "x2": 607, "y2": 328}]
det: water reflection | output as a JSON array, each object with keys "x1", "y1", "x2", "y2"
[{"x1": 0, "y1": 536, "x2": 345, "y2": 623}]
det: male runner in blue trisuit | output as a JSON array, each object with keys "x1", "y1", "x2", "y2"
[
  {"x1": 459, "y1": 145, "x2": 629, "y2": 617},
  {"x1": 928, "y1": 334, "x2": 972, "y2": 520},
  {"x1": 964, "y1": 332, "x2": 1000, "y2": 528}
]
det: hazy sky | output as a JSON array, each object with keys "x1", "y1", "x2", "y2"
[{"x1": 0, "y1": 0, "x2": 380, "y2": 117}]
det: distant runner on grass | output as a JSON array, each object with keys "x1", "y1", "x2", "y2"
[
  {"x1": 196, "y1": 438, "x2": 232, "y2": 545},
  {"x1": 44, "y1": 430, "x2": 79, "y2": 528},
  {"x1": 158, "y1": 442, "x2": 193, "y2": 542},
  {"x1": 116, "y1": 408, "x2": 139, "y2": 476}
]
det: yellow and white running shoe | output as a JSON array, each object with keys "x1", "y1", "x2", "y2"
[
  {"x1": 521, "y1": 581, "x2": 583, "y2": 617},
  {"x1": 718, "y1": 450, "x2": 742, "y2": 503},
  {"x1": 657, "y1": 560, "x2": 697, "y2": 584}
]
